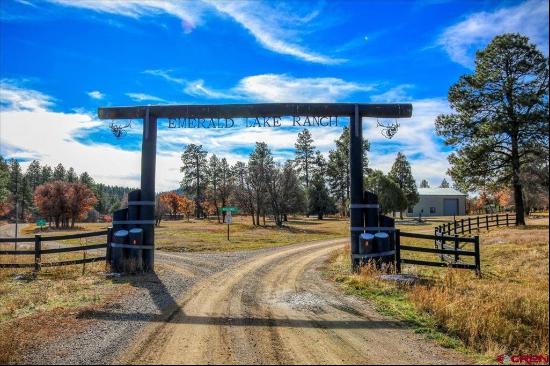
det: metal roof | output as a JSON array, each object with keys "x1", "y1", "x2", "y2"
[{"x1": 418, "y1": 187, "x2": 467, "y2": 196}]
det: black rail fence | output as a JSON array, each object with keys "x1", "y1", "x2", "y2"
[
  {"x1": 0, "y1": 229, "x2": 110, "y2": 271},
  {"x1": 395, "y1": 229, "x2": 481, "y2": 277},
  {"x1": 436, "y1": 213, "x2": 516, "y2": 236}
]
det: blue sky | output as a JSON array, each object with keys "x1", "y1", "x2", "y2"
[{"x1": 0, "y1": 0, "x2": 548, "y2": 191}]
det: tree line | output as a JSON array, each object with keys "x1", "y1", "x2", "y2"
[
  {"x1": 0, "y1": 157, "x2": 135, "y2": 226},
  {"x1": 175, "y1": 128, "x2": 426, "y2": 226}
]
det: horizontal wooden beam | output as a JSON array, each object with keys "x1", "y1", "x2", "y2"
[{"x1": 98, "y1": 103, "x2": 413, "y2": 120}]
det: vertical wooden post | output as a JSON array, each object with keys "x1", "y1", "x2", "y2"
[
  {"x1": 468, "y1": 217, "x2": 472, "y2": 234},
  {"x1": 106, "y1": 227, "x2": 112, "y2": 267},
  {"x1": 349, "y1": 105, "x2": 363, "y2": 271},
  {"x1": 453, "y1": 220, "x2": 457, "y2": 235},
  {"x1": 506, "y1": 213, "x2": 509, "y2": 227},
  {"x1": 476, "y1": 216, "x2": 480, "y2": 232},
  {"x1": 474, "y1": 235, "x2": 481, "y2": 278},
  {"x1": 461, "y1": 219, "x2": 464, "y2": 235},
  {"x1": 496, "y1": 214, "x2": 499, "y2": 227},
  {"x1": 454, "y1": 234, "x2": 459, "y2": 263},
  {"x1": 34, "y1": 234, "x2": 41, "y2": 272},
  {"x1": 395, "y1": 229, "x2": 401, "y2": 273},
  {"x1": 140, "y1": 108, "x2": 157, "y2": 272},
  {"x1": 486, "y1": 215, "x2": 489, "y2": 231}
]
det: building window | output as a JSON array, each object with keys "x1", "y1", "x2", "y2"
[
  {"x1": 430, "y1": 207, "x2": 436, "y2": 214},
  {"x1": 407, "y1": 207, "x2": 413, "y2": 214}
]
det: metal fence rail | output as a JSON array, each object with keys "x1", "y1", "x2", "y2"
[{"x1": 0, "y1": 229, "x2": 109, "y2": 271}]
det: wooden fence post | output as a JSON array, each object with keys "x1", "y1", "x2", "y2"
[
  {"x1": 486, "y1": 215, "x2": 489, "y2": 231},
  {"x1": 461, "y1": 219, "x2": 465, "y2": 235},
  {"x1": 506, "y1": 213, "x2": 509, "y2": 227},
  {"x1": 454, "y1": 234, "x2": 459, "y2": 263},
  {"x1": 34, "y1": 234, "x2": 41, "y2": 272},
  {"x1": 496, "y1": 214, "x2": 499, "y2": 227},
  {"x1": 106, "y1": 227, "x2": 112, "y2": 267},
  {"x1": 474, "y1": 235, "x2": 481, "y2": 278},
  {"x1": 468, "y1": 217, "x2": 471, "y2": 234},
  {"x1": 454, "y1": 220, "x2": 457, "y2": 235},
  {"x1": 477, "y1": 216, "x2": 480, "y2": 232},
  {"x1": 395, "y1": 229, "x2": 401, "y2": 274}
]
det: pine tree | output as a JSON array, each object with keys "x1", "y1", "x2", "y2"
[
  {"x1": 248, "y1": 142, "x2": 273, "y2": 226},
  {"x1": 280, "y1": 161, "x2": 305, "y2": 221},
  {"x1": 440, "y1": 178, "x2": 450, "y2": 188},
  {"x1": 207, "y1": 154, "x2": 222, "y2": 222},
  {"x1": 232, "y1": 161, "x2": 256, "y2": 225},
  {"x1": 26, "y1": 160, "x2": 42, "y2": 192},
  {"x1": 307, "y1": 172, "x2": 333, "y2": 220},
  {"x1": 79, "y1": 172, "x2": 95, "y2": 188},
  {"x1": 435, "y1": 34, "x2": 549, "y2": 225},
  {"x1": 53, "y1": 163, "x2": 66, "y2": 181},
  {"x1": 388, "y1": 152, "x2": 419, "y2": 219},
  {"x1": 66, "y1": 167, "x2": 77, "y2": 183},
  {"x1": 0, "y1": 156, "x2": 9, "y2": 203},
  {"x1": 180, "y1": 144, "x2": 208, "y2": 218},
  {"x1": 419, "y1": 179, "x2": 430, "y2": 188},
  {"x1": 364, "y1": 170, "x2": 407, "y2": 215},
  {"x1": 218, "y1": 158, "x2": 233, "y2": 223},
  {"x1": 326, "y1": 127, "x2": 370, "y2": 217},
  {"x1": 294, "y1": 130, "x2": 315, "y2": 188},
  {"x1": 41, "y1": 165, "x2": 53, "y2": 184}
]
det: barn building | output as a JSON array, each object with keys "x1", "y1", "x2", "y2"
[{"x1": 407, "y1": 187, "x2": 467, "y2": 217}]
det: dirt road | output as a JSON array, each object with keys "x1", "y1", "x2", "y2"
[{"x1": 117, "y1": 239, "x2": 469, "y2": 365}]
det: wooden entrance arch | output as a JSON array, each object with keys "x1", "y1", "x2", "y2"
[{"x1": 98, "y1": 103, "x2": 413, "y2": 270}]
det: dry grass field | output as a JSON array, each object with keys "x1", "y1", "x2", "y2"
[{"x1": 327, "y1": 217, "x2": 549, "y2": 361}]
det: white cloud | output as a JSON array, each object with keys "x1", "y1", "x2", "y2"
[
  {"x1": 1, "y1": 81, "x2": 455, "y2": 192},
  {"x1": 205, "y1": 1, "x2": 344, "y2": 64},
  {"x1": 126, "y1": 92, "x2": 167, "y2": 103},
  {"x1": 0, "y1": 80, "x2": 54, "y2": 112},
  {"x1": 234, "y1": 74, "x2": 372, "y2": 102},
  {"x1": 87, "y1": 90, "x2": 104, "y2": 99},
  {"x1": 149, "y1": 71, "x2": 373, "y2": 102},
  {"x1": 364, "y1": 97, "x2": 454, "y2": 185},
  {"x1": 438, "y1": 0, "x2": 549, "y2": 67},
  {"x1": 48, "y1": 0, "x2": 342, "y2": 64},
  {"x1": 183, "y1": 80, "x2": 240, "y2": 100},
  {"x1": 49, "y1": 0, "x2": 204, "y2": 33}
]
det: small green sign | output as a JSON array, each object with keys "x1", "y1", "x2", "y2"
[
  {"x1": 37, "y1": 219, "x2": 46, "y2": 228},
  {"x1": 221, "y1": 207, "x2": 238, "y2": 213}
]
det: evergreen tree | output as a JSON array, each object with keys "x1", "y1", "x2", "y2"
[
  {"x1": 365, "y1": 170, "x2": 407, "y2": 215},
  {"x1": 53, "y1": 163, "x2": 66, "y2": 181},
  {"x1": 232, "y1": 161, "x2": 256, "y2": 224},
  {"x1": 180, "y1": 144, "x2": 208, "y2": 218},
  {"x1": 419, "y1": 179, "x2": 430, "y2": 188},
  {"x1": 279, "y1": 161, "x2": 305, "y2": 221},
  {"x1": 248, "y1": 142, "x2": 273, "y2": 226},
  {"x1": 307, "y1": 172, "x2": 333, "y2": 220},
  {"x1": 388, "y1": 152, "x2": 419, "y2": 219},
  {"x1": 440, "y1": 178, "x2": 450, "y2": 188},
  {"x1": 66, "y1": 167, "x2": 77, "y2": 183},
  {"x1": 435, "y1": 34, "x2": 549, "y2": 225},
  {"x1": 79, "y1": 172, "x2": 95, "y2": 188},
  {"x1": 218, "y1": 158, "x2": 233, "y2": 223},
  {"x1": 294, "y1": 129, "x2": 315, "y2": 188},
  {"x1": 207, "y1": 154, "x2": 222, "y2": 222},
  {"x1": 26, "y1": 160, "x2": 42, "y2": 192},
  {"x1": 41, "y1": 165, "x2": 53, "y2": 184},
  {"x1": 0, "y1": 156, "x2": 9, "y2": 203},
  {"x1": 326, "y1": 127, "x2": 370, "y2": 217}
]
